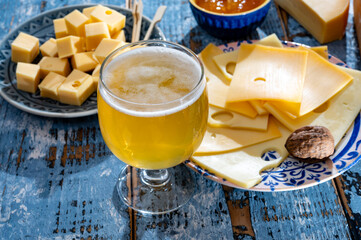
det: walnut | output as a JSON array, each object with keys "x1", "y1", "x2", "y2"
[{"x1": 285, "y1": 126, "x2": 334, "y2": 162}]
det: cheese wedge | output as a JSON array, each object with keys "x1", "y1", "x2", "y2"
[
  {"x1": 208, "y1": 106, "x2": 269, "y2": 130},
  {"x1": 269, "y1": 48, "x2": 353, "y2": 117},
  {"x1": 227, "y1": 44, "x2": 308, "y2": 103},
  {"x1": 194, "y1": 118, "x2": 281, "y2": 155},
  {"x1": 274, "y1": 0, "x2": 349, "y2": 44},
  {"x1": 192, "y1": 118, "x2": 291, "y2": 188},
  {"x1": 199, "y1": 44, "x2": 257, "y2": 118},
  {"x1": 38, "y1": 72, "x2": 66, "y2": 101},
  {"x1": 264, "y1": 67, "x2": 361, "y2": 146}
]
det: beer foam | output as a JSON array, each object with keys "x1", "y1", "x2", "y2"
[{"x1": 100, "y1": 46, "x2": 205, "y2": 117}]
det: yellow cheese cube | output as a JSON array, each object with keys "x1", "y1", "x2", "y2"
[
  {"x1": 16, "y1": 63, "x2": 41, "y2": 93},
  {"x1": 11, "y1": 32, "x2": 39, "y2": 63},
  {"x1": 38, "y1": 57, "x2": 71, "y2": 78},
  {"x1": 58, "y1": 69, "x2": 95, "y2": 106},
  {"x1": 82, "y1": 6, "x2": 98, "y2": 18},
  {"x1": 56, "y1": 36, "x2": 84, "y2": 58},
  {"x1": 112, "y1": 30, "x2": 126, "y2": 41},
  {"x1": 85, "y1": 22, "x2": 111, "y2": 51},
  {"x1": 71, "y1": 52, "x2": 98, "y2": 72},
  {"x1": 38, "y1": 72, "x2": 66, "y2": 100},
  {"x1": 274, "y1": 0, "x2": 349, "y2": 44},
  {"x1": 92, "y1": 64, "x2": 101, "y2": 88},
  {"x1": 53, "y1": 18, "x2": 68, "y2": 39},
  {"x1": 93, "y1": 39, "x2": 126, "y2": 63},
  {"x1": 40, "y1": 38, "x2": 58, "y2": 57},
  {"x1": 64, "y1": 10, "x2": 90, "y2": 37},
  {"x1": 90, "y1": 5, "x2": 126, "y2": 35}
]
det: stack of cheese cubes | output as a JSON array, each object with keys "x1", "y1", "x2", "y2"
[
  {"x1": 191, "y1": 34, "x2": 361, "y2": 189},
  {"x1": 12, "y1": 5, "x2": 127, "y2": 106}
]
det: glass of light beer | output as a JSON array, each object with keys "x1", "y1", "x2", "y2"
[{"x1": 98, "y1": 40, "x2": 208, "y2": 214}]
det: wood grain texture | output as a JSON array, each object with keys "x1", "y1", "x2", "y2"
[{"x1": 0, "y1": 0, "x2": 360, "y2": 239}]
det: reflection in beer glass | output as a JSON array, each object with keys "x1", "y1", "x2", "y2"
[{"x1": 98, "y1": 40, "x2": 208, "y2": 214}]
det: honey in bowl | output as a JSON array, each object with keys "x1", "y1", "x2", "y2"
[{"x1": 195, "y1": 0, "x2": 265, "y2": 14}]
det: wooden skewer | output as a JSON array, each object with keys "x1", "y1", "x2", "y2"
[
  {"x1": 131, "y1": 2, "x2": 139, "y2": 43},
  {"x1": 126, "y1": 0, "x2": 130, "y2": 9},
  {"x1": 134, "y1": 0, "x2": 143, "y2": 42},
  {"x1": 143, "y1": 6, "x2": 167, "y2": 41}
]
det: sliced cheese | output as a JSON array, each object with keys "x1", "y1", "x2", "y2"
[
  {"x1": 249, "y1": 100, "x2": 268, "y2": 115},
  {"x1": 194, "y1": 117, "x2": 281, "y2": 155},
  {"x1": 213, "y1": 50, "x2": 238, "y2": 81},
  {"x1": 208, "y1": 106, "x2": 269, "y2": 130},
  {"x1": 199, "y1": 44, "x2": 257, "y2": 118},
  {"x1": 213, "y1": 33, "x2": 283, "y2": 81},
  {"x1": 227, "y1": 44, "x2": 308, "y2": 103},
  {"x1": 269, "y1": 48, "x2": 353, "y2": 117},
  {"x1": 264, "y1": 67, "x2": 361, "y2": 145},
  {"x1": 192, "y1": 118, "x2": 291, "y2": 188},
  {"x1": 274, "y1": 0, "x2": 349, "y2": 44},
  {"x1": 310, "y1": 46, "x2": 328, "y2": 59}
]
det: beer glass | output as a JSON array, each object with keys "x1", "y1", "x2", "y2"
[{"x1": 98, "y1": 40, "x2": 208, "y2": 214}]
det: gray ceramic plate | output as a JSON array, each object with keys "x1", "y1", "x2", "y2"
[{"x1": 0, "y1": 4, "x2": 165, "y2": 118}]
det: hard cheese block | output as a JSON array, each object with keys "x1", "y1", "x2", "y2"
[
  {"x1": 264, "y1": 67, "x2": 361, "y2": 146},
  {"x1": 194, "y1": 118, "x2": 281, "y2": 155},
  {"x1": 198, "y1": 44, "x2": 257, "y2": 118},
  {"x1": 192, "y1": 118, "x2": 291, "y2": 188},
  {"x1": 227, "y1": 44, "x2": 308, "y2": 103},
  {"x1": 269, "y1": 48, "x2": 353, "y2": 117},
  {"x1": 208, "y1": 106, "x2": 269, "y2": 130},
  {"x1": 274, "y1": 0, "x2": 349, "y2": 44}
]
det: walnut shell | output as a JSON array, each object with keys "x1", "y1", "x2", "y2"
[{"x1": 285, "y1": 126, "x2": 334, "y2": 160}]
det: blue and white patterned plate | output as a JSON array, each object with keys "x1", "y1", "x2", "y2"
[
  {"x1": 0, "y1": 4, "x2": 165, "y2": 118},
  {"x1": 186, "y1": 40, "x2": 361, "y2": 192}
]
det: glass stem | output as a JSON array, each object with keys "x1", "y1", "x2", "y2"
[{"x1": 140, "y1": 169, "x2": 170, "y2": 187}]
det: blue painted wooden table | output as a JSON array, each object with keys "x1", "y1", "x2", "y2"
[{"x1": 0, "y1": 0, "x2": 361, "y2": 239}]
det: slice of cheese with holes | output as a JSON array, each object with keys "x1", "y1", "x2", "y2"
[
  {"x1": 227, "y1": 44, "x2": 308, "y2": 103},
  {"x1": 269, "y1": 48, "x2": 353, "y2": 117},
  {"x1": 264, "y1": 66, "x2": 361, "y2": 146},
  {"x1": 274, "y1": 0, "x2": 349, "y2": 44},
  {"x1": 194, "y1": 117, "x2": 281, "y2": 156},
  {"x1": 199, "y1": 44, "x2": 257, "y2": 118},
  {"x1": 213, "y1": 34, "x2": 283, "y2": 81},
  {"x1": 192, "y1": 118, "x2": 291, "y2": 188},
  {"x1": 208, "y1": 106, "x2": 269, "y2": 130}
]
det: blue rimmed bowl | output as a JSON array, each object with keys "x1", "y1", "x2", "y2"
[{"x1": 189, "y1": 0, "x2": 271, "y2": 39}]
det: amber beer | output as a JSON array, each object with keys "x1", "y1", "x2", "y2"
[{"x1": 98, "y1": 44, "x2": 208, "y2": 169}]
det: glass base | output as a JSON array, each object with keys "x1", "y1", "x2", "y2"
[{"x1": 116, "y1": 164, "x2": 195, "y2": 214}]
